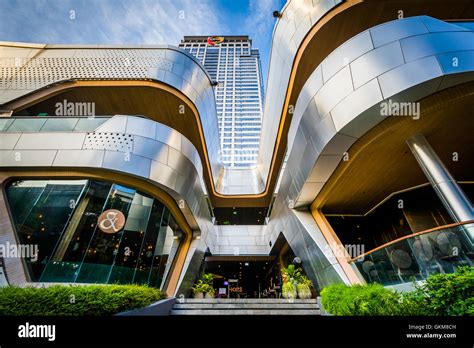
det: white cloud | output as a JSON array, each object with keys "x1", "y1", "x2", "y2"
[
  {"x1": 0, "y1": 0, "x2": 230, "y2": 45},
  {"x1": 95, "y1": 0, "x2": 230, "y2": 45},
  {"x1": 244, "y1": 0, "x2": 281, "y2": 38}
]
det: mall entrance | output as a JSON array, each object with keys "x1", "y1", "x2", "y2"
[{"x1": 203, "y1": 256, "x2": 282, "y2": 298}]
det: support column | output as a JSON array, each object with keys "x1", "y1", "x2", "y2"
[{"x1": 406, "y1": 133, "x2": 473, "y2": 222}]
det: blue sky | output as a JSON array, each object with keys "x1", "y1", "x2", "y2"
[{"x1": 0, "y1": 0, "x2": 286, "y2": 85}]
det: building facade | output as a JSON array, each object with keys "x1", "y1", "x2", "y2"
[
  {"x1": 179, "y1": 36, "x2": 264, "y2": 168},
  {"x1": 0, "y1": 0, "x2": 473, "y2": 297}
]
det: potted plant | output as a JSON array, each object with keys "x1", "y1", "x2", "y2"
[
  {"x1": 192, "y1": 282, "x2": 205, "y2": 299},
  {"x1": 281, "y1": 265, "x2": 301, "y2": 299},
  {"x1": 297, "y1": 275, "x2": 313, "y2": 299},
  {"x1": 204, "y1": 285, "x2": 215, "y2": 299},
  {"x1": 281, "y1": 264, "x2": 314, "y2": 299},
  {"x1": 202, "y1": 273, "x2": 214, "y2": 285},
  {"x1": 192, "y1": 273, "x2": 215, "y2": 299},
  {"x1": 282, "y1": 281, "x2": 297, "y2": 299},
  {"x1": 281, "y1": 264, "x2": 302, "y2": 283}
]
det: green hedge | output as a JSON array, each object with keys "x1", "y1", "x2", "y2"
[
  {"x1": 412, "y1": 266, "x2": 474, "y2": 316},
  {"x1": 0, "y1": 284, "x2": 165, "y2": 316},
  {"x1": 321, "y1": 266, "x2": 474, "y2": 316},
  {"x1": 321, "y1": 283, "x2": 407, "y2": 315}
]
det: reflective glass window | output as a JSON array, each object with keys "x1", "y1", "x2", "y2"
[{"x1": 5, "y1": 179, "x2": 183, "y2": 288}]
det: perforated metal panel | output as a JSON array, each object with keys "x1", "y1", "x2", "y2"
[
  {"x1": 83, "y1": 132, "x2": 133, "y2": 152},
  {"x1": 0, "y1": 49, "x2": 173, "y2": 90}
]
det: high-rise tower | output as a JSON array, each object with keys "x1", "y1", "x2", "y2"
[{"x1": 179, "y1": 36, "x2": 264, "y2": 168}]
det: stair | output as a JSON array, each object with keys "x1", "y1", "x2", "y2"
[{"x1": 170, "y1": 298, "x2": 321, "y2": 315}]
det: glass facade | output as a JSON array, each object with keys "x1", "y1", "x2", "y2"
[{"x1": 6, "y1": 179, "x2": 183, "y2": 289}]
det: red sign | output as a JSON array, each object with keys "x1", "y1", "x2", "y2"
[{"x1": 207, "y1": 36, "x2": 224, "y2": 46}]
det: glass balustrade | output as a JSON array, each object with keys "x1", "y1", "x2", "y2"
[
  {"x1": 0, "y1": 116, "x2": 109, "y2": 133},
  {"x1": 350, "y1": 222, "x2": 474, "y2": 285}
]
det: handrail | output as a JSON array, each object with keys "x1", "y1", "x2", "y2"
[
  {"x1": 1, "y1": 115, "x2": 111, "y2": 118},
  {"x1": 349, "y1": 220, "x2": 474, "y2": 263}
]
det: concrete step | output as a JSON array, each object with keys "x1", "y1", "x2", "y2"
[
  {"x1": 178, "y1": 298, "x2": 318, "y2": 304},
  {"x1": 170, "y1": 297, "x2": 323, "y2": 315},
  {"x1": 170, "y1": 298, "x2": 322, "y2": 315},
  {"x1": 170, "y1": 309, "x2": 321, "y2": 315},
  {"x1": 173, "y1": 303, "x2": 319, "y2": 310}
]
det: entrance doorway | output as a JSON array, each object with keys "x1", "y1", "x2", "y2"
[{"x1": 204, "y1": 256, "x2": 281, "y2": 298}]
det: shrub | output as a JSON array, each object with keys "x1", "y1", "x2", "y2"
[
  {"x1": 321, "y1": 283, "x2": 403, "y2": 315},
  {"x1": 411, "y1": 266, "x2": 474, "y2": 316},
  {"x1": 321, "y1": 266, "x2": 474, "y2": 316},
  {"x1": 0, "y1": 284, "x2": 165, "y2": 316}
]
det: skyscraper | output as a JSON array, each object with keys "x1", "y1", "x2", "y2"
[{"x1": 179, "y1": 36, "x2": 264, "y2": 168}]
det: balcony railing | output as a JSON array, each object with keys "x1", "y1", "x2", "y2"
[
  {"x1": 349, "y1": 221, "x2": 474, "y2": 286},
  {"x1": 0, "y1": 116, "x2": 110, "y2": 133}
]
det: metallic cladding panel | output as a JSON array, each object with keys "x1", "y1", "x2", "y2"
[
  {"x1": 0, "y1": 134, "x2": 21, "y2": 149},
  {"x1": 400, "y1": 31, "x2": 474, "y2": 62},
  {"x1": 378, "y1": 55, "x2": 443, "y2": 99},
  {"x1": 53, "y1": 149, "x2": 105, "y2": 167},
  {"x1": 350, "y1": 41, "x2": 405, "y2": 89},
  {"x1": 370, "y1": 16, "x2": 429, "y2": 48},
  {"x1": 0, "y1": 150, "x2": 57, "y2": 166},
  {"x1": 133, "y1": 136, "x2": 169, "y2": 164},
  {"x1": 330, "y1": 78, "x2": 384, "y2": 133},
  {"x1": 102, "y1": 151, "x2": 152, "y2": 178},
  {"x1": 176, "y1": 239, "x2": 206, "y2": 297},
  {"x1": 322, "y1": 30, "x2": 374, "y2": 83},
  {"x1": 314, "y1": 66, "x2": 354, "y2": 117},
  {"x1": 437, "y1": 50, "x2": 474, "y2": 75},
  {"x1": 15, "y1": 133, "x2": 86, "y2": 150}
]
